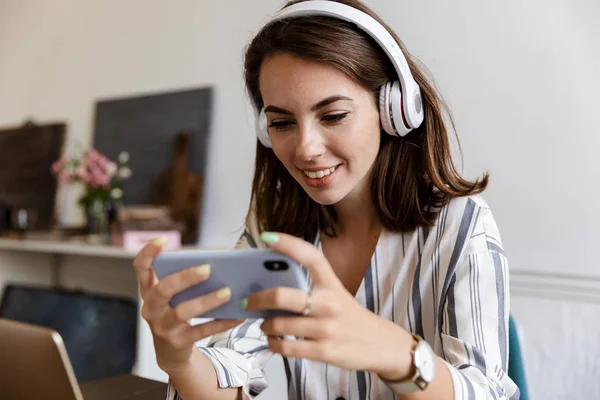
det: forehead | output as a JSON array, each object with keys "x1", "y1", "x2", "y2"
[{"x1": 259, "y1": 53, "x2": 367, "y2": 106}]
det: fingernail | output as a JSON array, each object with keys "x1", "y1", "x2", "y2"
[
  {"x1": 240, "y1": 298, "x2": 248, "y2": 309},
  {"x1": 195, "y1": 264, "x2": 211, "y2": 277},
  {"x1": 151, "y1": 236, "x2": 168, "y2": 247},
  {"x1": 216, "y1": 287, "x2": 231, "y2": 299},
  {"x1": 260, "y1": 232, "x2": 279, "y2": 244}
]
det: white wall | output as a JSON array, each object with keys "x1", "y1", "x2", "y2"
[
  {"x1": 383, "y1": 0, "x2": 600, "y2": 279},
  {"x1": 0, "y1": 0, "x2": 285, "y2": 247},
  {"x1": 1, "y1": 0, "x2": 599, "y2": 398}
]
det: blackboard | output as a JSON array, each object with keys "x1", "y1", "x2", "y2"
[
  {"x1": 92, "y1": 87, "x2": 213, "y2": 206},
  {"x1": 0, "y1": 122, "x2": 65, "y2": 230}
]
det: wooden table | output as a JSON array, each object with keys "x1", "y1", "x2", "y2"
[{"x1": 81, "y1": 374, "x2": 167, "y2": 400}]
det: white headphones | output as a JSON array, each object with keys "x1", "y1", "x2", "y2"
[{"x1": 253, "y1": 0, "x2": 424, "y2": 148}]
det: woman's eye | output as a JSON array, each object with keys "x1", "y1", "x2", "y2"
[
  {"x1": 322, "y1": 112, "x2": 349, "y2": 124},
  {"x1": 268, "y1": 113, "x2": 348, "y2": 131},
  {"x1": 268, "y1": 120, "x2": 295, "y2": 131}
]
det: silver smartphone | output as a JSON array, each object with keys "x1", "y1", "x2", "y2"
[{"x1": 153, "y1": 248, "x2": 310, "y2": 319}]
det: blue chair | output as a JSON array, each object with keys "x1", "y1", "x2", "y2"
[{"x1": 508, "y1": 315, "x2": 530, "y2": 400}]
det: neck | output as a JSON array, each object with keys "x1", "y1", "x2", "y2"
[{"x1": 332, "y1": 186, "x2": 381, "y2": 237}]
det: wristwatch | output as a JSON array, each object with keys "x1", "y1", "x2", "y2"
[{"x1": 381, "y1": 334, "x2": 436, "y2": 394}]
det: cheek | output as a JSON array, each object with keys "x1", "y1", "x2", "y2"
[
  {"x1": 366, "y1": 114, "x2": 382, "y2": 153},
  {"x1": 350, "y1": 121, "x2": 381, "y2": 163},
  {"x1": 271, "y1": 140, "x2": 295, "y2": 169}
]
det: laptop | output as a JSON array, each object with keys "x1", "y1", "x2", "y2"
[{"x1": 0, "y1": 318, "x2": 166, "y2": 400}]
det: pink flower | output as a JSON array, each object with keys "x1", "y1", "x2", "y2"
[
  {"x1": 76, "y1": 166, "x2": 89, "y2": 182},
  {"x1": 90, "y1": 165, "x2": 103, "y2": 181},
  {"x1": 87, "y1": 148, "x2": 101, "y2": 161},
  {"x1": 82, "y1": 155, "x2": 94, "y2": 169},
  {"x1": 88, "y1": 176, "x2": 100, "y2": 189},
  {"x1": 88, "y1": 174, "x2": 100, "y2": 189},
  {"x1": 87, "y1": 163, "x2": 112, "y2": 188},
  {"x1": 96, "y1": 156, "x2": 109, "y2": 169}
]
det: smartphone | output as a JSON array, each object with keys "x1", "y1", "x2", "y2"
[{"x1": 153, "y1": 248, "x2": 310, "y2": 319}]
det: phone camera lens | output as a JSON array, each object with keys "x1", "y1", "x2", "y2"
[{"x1": 264, "y1": 261, "x2": 289, "y2": 271}]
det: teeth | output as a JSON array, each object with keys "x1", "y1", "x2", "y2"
[{"x1": 303, "y1": 166, "x2": 337, "y2": 179}]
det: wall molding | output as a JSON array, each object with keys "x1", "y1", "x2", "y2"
[{"x1": 511, "y1": 269, "x2": 600, "y2": 303}]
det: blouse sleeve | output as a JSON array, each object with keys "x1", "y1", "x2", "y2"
[
  {"x1": 166, "y1": 211, "x2": 274, "y2": 400},
  {"x1": 440, "y1": 199, "x2": 520, "y2": 399}
]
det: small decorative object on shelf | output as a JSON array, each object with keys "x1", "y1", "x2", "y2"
[
  {"x1": 110, "y1": 205, "x2": 184, "y2": 252},
  {"x1": 51, "y1": 148, "x2": 132, "y2": 243}
]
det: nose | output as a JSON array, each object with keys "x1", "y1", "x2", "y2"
[{"x1": 295, "y1": 121, "x2": 325, "y2": 162}]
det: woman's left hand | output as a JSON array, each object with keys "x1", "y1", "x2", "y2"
[{"x1": 245, "y1": 232, "x2": 414, "y2": 381}]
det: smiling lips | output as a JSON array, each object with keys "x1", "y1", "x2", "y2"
[
  {"x1": 300, "y1": 165, "x2": 340, "y2": 188},
  {"x1": 302, "y1": 166, "x2": 337, "y2": 179}
]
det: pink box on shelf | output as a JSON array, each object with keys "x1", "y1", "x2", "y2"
[{"x1": 112, "y1": 231, "x2": 182, "y2": 252}]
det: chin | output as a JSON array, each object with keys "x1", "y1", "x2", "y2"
[{"x1": 303, "y1": 188, "x2": 346, "y2": 206}]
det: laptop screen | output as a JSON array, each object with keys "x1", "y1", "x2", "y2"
[{"x1": 0, "y1": 284, "x2": 137, "y2": 382}]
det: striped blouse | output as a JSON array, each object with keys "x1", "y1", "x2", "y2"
[{"x1": 166, "y1": 195, "x2": 520, "y2": 399}]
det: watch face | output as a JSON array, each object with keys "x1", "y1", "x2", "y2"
[{"x1": 415, "y1": 340, "x2": 436, "y2": 383}]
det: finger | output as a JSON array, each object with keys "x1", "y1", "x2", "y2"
[
  {"x1": 246, "y1": 287, "x2": 335, "y2": 317},
  {"x1": 148, "y1": 264, "x2": 211, "y2": 305},
  {"x1": 246, "y1": 287, "x2": 307, "y2": 315},
  {"x1": 260, "y1": 232, "x2": 340, "y2": 287},
  {"x1": 162, "y1": 287, "x2": 234, "y2": 327},
  {"x1": 267, "y1": 336, "x2": 330, "y2": 361},
  {"x1": 260, "y1": 316, "x2": 333, "y2": 340},
  {"x1": 132, "y1": 236, "x2": 167, "y2": 291}
]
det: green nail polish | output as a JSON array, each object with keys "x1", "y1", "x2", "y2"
[
  {"x1": 240, "y1": 298, "x2": 248, "y2": 310},
  {"x1": 260, "y1": 232, "x2": 280, "y2": 244}
]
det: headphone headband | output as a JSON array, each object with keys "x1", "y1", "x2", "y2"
[
  {"x1": 271, "y1": 1, "x2": 423, "y2": 128},
  {"x1": 253, "y1": 0, "x2": 424, "y2": 147}
]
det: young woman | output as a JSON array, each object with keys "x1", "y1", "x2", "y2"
[{"x1": 132, "y1": 1, "x2": 519, "y2": 399}]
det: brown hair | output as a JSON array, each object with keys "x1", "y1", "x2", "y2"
[{"x1": 244, "y1": 0, "x2": 488, "y2": 237}]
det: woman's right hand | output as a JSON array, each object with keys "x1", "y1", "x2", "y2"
[{"x1": 132, "y1": 237, "x2": 244, "y2": 373}]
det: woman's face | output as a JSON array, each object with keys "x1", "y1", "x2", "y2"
[{"x1": 259, "y1": 53, "x2": 381, "y2": 206}]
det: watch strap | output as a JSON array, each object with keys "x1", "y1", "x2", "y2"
[{"x1": 381, "y1": 334, "x2": 432, "y2": 394}]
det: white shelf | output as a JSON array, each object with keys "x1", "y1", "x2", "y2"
[{"x1": 0, "y1": 237, "x2": 137, "y2": 259}]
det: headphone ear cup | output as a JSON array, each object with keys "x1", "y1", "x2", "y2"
[
  {"x1": 255, "y1": 108, "x2": 272, "y2": 148},
  {"x1": 379, "y1": 82, "x2": 395, "y2": 136},
  {"x1": 389, "y1": 80, "x2": 411, "y2": 137}
]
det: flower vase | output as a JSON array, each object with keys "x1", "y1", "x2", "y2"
[{"x1": 86, "y1": 199, "x2": 110, "y2": 244}]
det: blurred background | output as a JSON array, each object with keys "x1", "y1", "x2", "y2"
[{"x1": 0, "y1": 0, "x2": 598, "y2": 398}]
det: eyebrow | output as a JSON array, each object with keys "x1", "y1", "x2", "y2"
[{"x1": 263, "y1": 95, "x2": 353, "y2": 115}]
